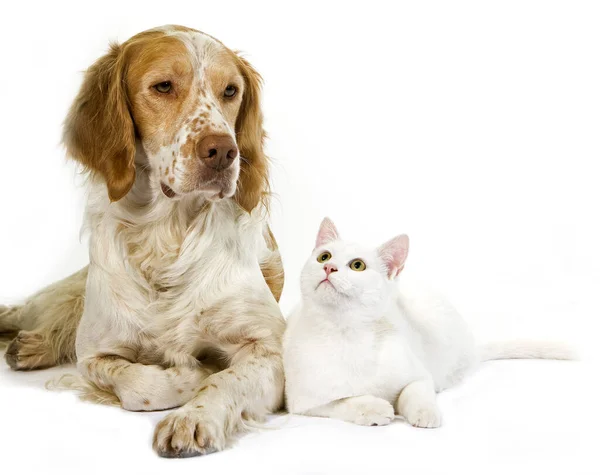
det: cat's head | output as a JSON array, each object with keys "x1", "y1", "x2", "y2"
[{"x1": 300, "y1": 217, "x2": 409, "y2": 312}]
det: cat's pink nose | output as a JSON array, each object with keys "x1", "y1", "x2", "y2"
[{"x1": 324, "y1": 264, "x2": 338, "y2": 275}]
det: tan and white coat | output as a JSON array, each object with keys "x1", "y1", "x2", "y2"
[{"x1": 0, "y1": 25, "x2": 285, "y2": 458}]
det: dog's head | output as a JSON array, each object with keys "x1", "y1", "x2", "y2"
[{"x1": 63, "y1": 25, "x2": 268, "y2": 212}]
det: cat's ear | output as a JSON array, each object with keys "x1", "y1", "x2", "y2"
[
  {"x1": 315, "y1": 217, "x2": 339, "y2": 248},
  {"x1": 378, "y1": 234, "x2": 409, "y2": 279}
]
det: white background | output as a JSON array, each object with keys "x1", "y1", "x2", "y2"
[{"x1": 0, "y1": 0, "x2": 599, "y2": 473}]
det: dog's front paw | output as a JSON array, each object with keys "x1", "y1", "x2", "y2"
[
  {"x1": 5, "y1": 331, "x2": 54, "y2": 371},
  {"x1": 347, "y1": 395, "x2": 395, "y2": 426},
  {"x1": 402, "y1": 401, "x2": 442, "y2": 429},
  {"x1": 153, "y1": 408, "x2": 226, "y2": 458}
]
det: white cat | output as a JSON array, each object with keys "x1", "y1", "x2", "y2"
[{"x1": 283, "y1": 218, "x2": 574, "y2": 428}]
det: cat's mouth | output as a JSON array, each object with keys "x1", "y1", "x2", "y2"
[{"x1": 317, "y1": 279, "x2": 336, "y2": 290}]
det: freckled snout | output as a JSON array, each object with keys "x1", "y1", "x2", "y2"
[
  {"x1": 324, "y1": 263, "x2": 338, "y2": 276},
  {"x1": 196, "y1": 134, "x2": 238, "y2": 171}
]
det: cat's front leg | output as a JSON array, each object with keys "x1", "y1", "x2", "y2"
[
  {"x1": 305, "y1": 395, "x2": 395, "y2": 426},
  {"x1": 395, "y1": 379, "x2": 442, "y2": 428}
]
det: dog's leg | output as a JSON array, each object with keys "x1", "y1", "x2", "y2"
[
  {"x1": 153, "y1": 337, "x2": 284, "y2": 457},
  {"x1": 78, "y1": 356, "x2": 215, "y2": 411},
  {"x1": 3, "y1": 267, "x2": 86, "y2": 370},
  {"x1": 0, "y1": 305, "x2": 21, "y2": 336},
  {"x1": 5, "y1": 332, "x2": 58, "y2": 370},
  {"x1": 151, "y1": 294, "x2": 286, "y2": 458}
]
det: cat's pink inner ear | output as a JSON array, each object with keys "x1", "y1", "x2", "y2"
[
  {"x1": 315, "y1": 217, "x2": 339, "y2": 248},
  {"x1": 378, "y1": 234, "x2": 409, "y2": 279}
]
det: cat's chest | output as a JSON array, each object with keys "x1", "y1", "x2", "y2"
[
  {"x1": 329, "y1": 330, "x2": 378, "y2": 366},
  {"x1": 294, "y1": 323, "x2": 383, "y2": 377}
]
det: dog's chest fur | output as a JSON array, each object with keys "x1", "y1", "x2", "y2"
[{"x1": 83, "y1": 185, "x2": 273, "y2": 363}]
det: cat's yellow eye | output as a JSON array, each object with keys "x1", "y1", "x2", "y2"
[
  {"x1": 349, "y1": 259, "x2": 366, "y2": 271},
  {"x1": 317, "y1": 251, "x2": 332, "y2": 263}
]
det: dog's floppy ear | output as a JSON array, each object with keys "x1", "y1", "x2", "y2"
[
  {"x1": 63, "y1": 42, "x2": 136, "y2": 202},
  {"x1": 233, "y1": 54, "x2": 269, "y2": 213}
]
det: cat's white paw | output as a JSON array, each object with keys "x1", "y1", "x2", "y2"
[
  {"x1": 402, "y1": 401, "x2": 442, "y2": 429},
  {"x1": 346, "y1": 395, "x2": 395, "y2": 426}
]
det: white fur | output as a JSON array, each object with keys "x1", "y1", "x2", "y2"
[
  {"x1": 283, "y1": 219, "x2": 574, "y2": 427},
  {"x1": 77, "y1": 180, "x2": 272, "y2": 363}
]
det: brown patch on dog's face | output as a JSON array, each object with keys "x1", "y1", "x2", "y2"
[{"x1": 126, "y1": 35, "x2": 196, "y2": 154}]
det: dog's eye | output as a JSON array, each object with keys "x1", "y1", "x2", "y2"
[
  {"x1": 224, "y1": 85, "x2": 237, "y2": 98},
  {"x1": 317, "y1": 252, "x2": 331, "y2": 263},
  {"x1": 349, "y1": 259, "x2": 366, "y2": 271},
  {"x1": 154, "y1": 81, "x2": 172, "y2": 94}
]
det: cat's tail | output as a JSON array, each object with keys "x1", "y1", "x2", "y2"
[{"x1": 478, "y1": 340, "x2": 578, "y2": 362}]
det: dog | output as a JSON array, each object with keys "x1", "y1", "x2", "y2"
[{"x1": 0, "y1": 25, "x2": 285, "y2": 458}]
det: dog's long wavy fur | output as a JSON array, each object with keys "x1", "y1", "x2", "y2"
[{"x1": 1, "y1": 25, "x2": 286, "y2": 457}]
